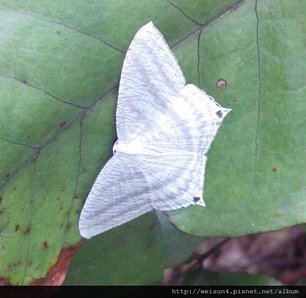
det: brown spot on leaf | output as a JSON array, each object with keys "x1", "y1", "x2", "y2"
[
  {"x1": 60, "y1": 186, "x2": 65, "y2": 192},
  {"x1": 15, "y1": 224, "x2": 20, "y2": 231},
  {"x1": 31, "y1": 241, "x2": 82, "y2": 285},
  {"x1": 272, "y1": 167, "x2": 277, "y2": 173},
  {"x1": 216, "y1": 78, "x2": 227, "y2": 88},
  {"x1": 59, "y1": 121, "x2": 67, "y2": 128},
  {"x1": 0, "y1": 278, "x2": 10, "y2": 285},
  {"x1": 0, "y1": 195, "x2": 3, "y2": 204},
  {"x1": 56, "y1": 30, "x2": 61, "y2": 35},
  {"x1": 24, "y1": 227, "x2": 31, "y2": 235},
  {"x1": 21, "y1": 79, "x2": 28, "y2": 84},
  {"x1": 5, "y1": 173, "x2": 10, "y2": 178},
  {"x1": 274, "y1": 211, "x2": 283, "y2": 218},
  {"x1": 42, "y1": 241, "x2": 49, "y2": 249}
]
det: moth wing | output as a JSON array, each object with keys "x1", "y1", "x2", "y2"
[
  {"x1": 137, "y1": 152, "x2": 207, "y2": 210},
  {"x1": 116, "y1": 22, "x2": 185, "y2": 143},
  {"x1": 141, "y1": 84, "x2": 231, "y2": 153},
  {"x1": 116, "y1": 22, "x2": 230, "y2": 152},
  {"x1": 79, "y1": 151, "x2": 206, "y2": 238},
  {"x1": 79, "y1": 155, "x2": 152, "y2": 239}
]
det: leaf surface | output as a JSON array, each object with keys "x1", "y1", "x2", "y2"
[{"x1": 1, "y1": 0, "x2": 305, "y2": 284}]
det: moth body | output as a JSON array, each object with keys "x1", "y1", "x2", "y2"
[{"x1": 79, "y1": 22, "x2": 231, "y2": 239}]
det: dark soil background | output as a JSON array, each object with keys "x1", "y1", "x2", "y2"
[{"x1": 165, "y1": 225, "x2": 306, "y2": 285}]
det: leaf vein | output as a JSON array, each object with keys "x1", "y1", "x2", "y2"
[
  {"x1": 0, "y1": 7, "x2": 125, "y2": 54},
  {"x1": 0, "y1": 75, "x2": 87, "y2": 109},
  {"x1": 166, "y1": 0, "x2": 203, "y2": 25}
]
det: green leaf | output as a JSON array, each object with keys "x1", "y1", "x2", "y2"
[
  {"x1": 184, "y1": 269, "x2": 281, "y2": 286},
  {"x1": 64, "y1": 213, "x2": 163, "y2": 285},
  {"x1": 169, "y1": 0, "x2": 306, "y2": 236},
  {"x1": 0, "y1": 0, "x2": 237, "y2": 285},
  {"x1": 1, "y1": 0, "x2": 305, "y2": 285},
  {"x1": 157, "y1": 211, "x2": 203, "y2": 268}
]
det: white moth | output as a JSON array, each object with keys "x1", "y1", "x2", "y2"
[{"x1": 79, "y1": 22, "x2": 231, "y2": 239}]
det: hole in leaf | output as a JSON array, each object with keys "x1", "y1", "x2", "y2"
[{"x1": 216, "y1": 79, "x2": 227, "y2": 88}]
